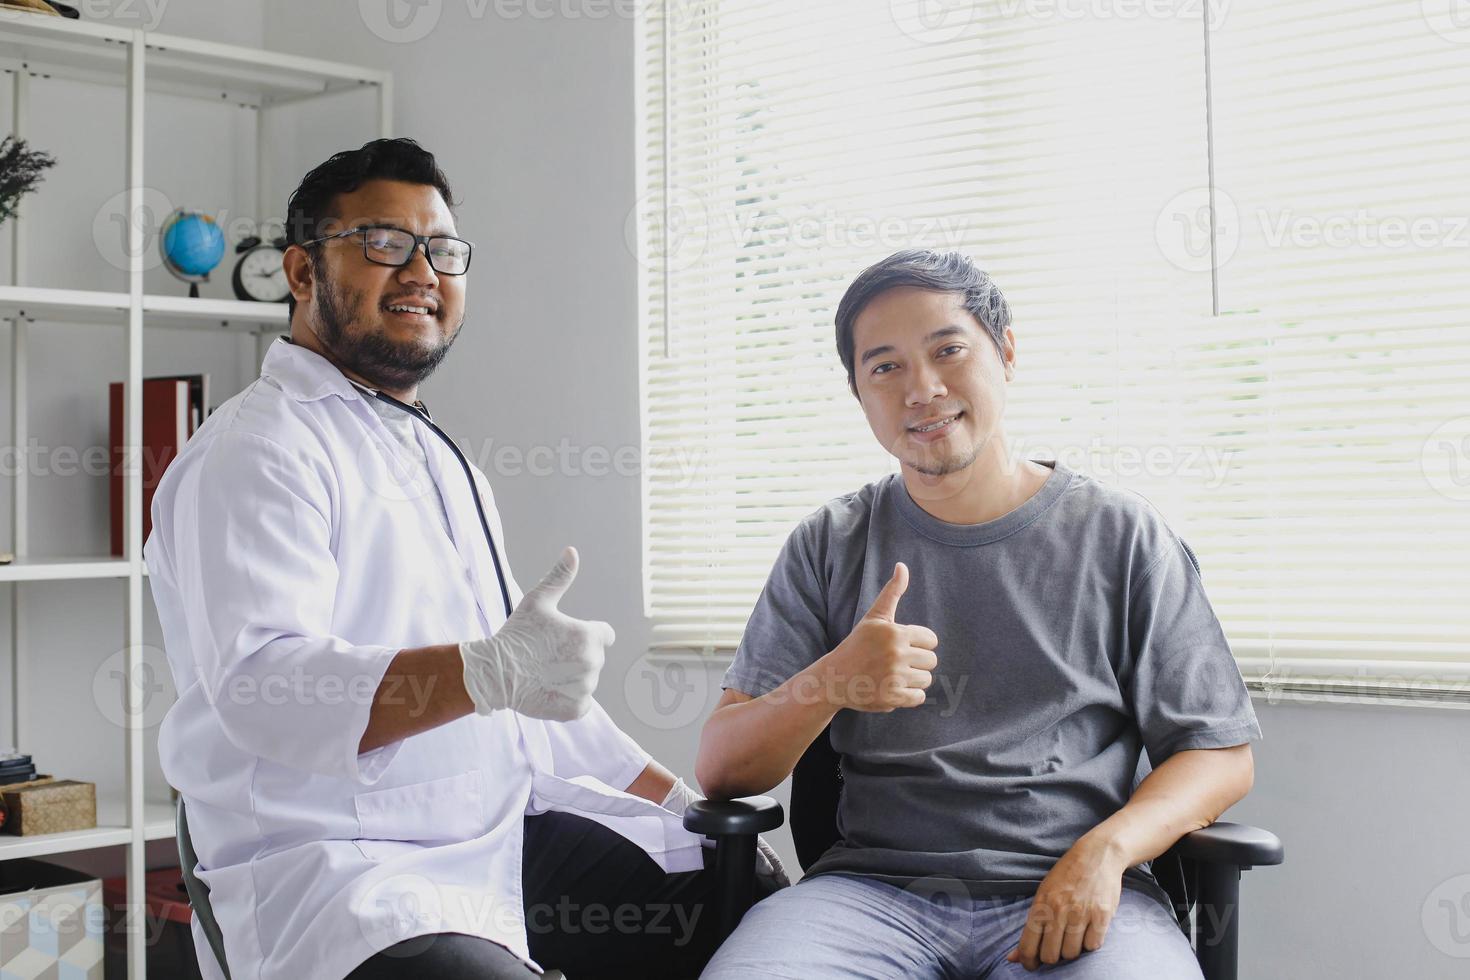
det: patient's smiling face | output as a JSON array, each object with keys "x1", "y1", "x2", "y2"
[{"x1": 850, "y1": 286, "x2": 1016, "y2": 480}]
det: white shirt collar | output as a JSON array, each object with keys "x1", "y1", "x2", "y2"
[{"x1": 267, "y1": 335, "x2": 431, "y2": 417}]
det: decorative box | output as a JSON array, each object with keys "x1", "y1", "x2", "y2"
[{"x1": 0, "y1": 778, "x2": 97, "y2": 837}]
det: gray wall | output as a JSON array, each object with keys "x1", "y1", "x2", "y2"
[{"x1": 3, "y1": 3, "x2": 1464, "y2": 975}]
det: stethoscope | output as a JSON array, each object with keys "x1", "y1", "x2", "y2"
[{"x1": 353, "y1": 380, "x2": 515, "y2": 622}]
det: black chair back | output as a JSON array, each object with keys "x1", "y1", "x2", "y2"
[{"x1": 789, "y1": 723, "x2": 843, "y2": 870}]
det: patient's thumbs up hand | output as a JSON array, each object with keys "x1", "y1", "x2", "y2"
[
  {"x1": 821, "y1": 562, "x2": 938, "y2": 712},
  {"x1": 864, "y1": 562, "x2": 909, "y2": 622}
]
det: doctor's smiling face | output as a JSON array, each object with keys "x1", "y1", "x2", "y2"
[{"x1": 283, "y1": 139, "x2": 467, "y2": 401}]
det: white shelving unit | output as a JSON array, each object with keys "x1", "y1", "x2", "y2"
[{"x1": 2, "y1": 15, "x2": 391, "y2": 978}]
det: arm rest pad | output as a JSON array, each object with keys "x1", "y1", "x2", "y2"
[
  {"x1": 1171, "y1": 821, "x2": 1284, "y2": 868},
  {"x1": 683, "y1": 796, "x2": 785, "y2": 837}
]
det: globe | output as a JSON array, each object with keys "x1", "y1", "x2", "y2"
[{"x1": 160, "y1": 210, "x2": 226, "y2": 293}]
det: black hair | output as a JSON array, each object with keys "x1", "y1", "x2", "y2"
[
  {"x1": 283, "y1": 137, "x2": 456, "y2": 322},
  {"x1": 834, "y1": 249, "x2": 1011, "y2": 395}
]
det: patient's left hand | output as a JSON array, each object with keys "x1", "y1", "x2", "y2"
[{"x1": 1006, "y1": 836, "x2": 1125, "y2": 971}]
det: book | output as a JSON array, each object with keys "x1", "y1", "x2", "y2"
[
  {"x1": 109, "y1": 379, "x2": 191, "y2": 557},
  {"x1": 146, "y1": 373, "x2": 209, "y2": 435}
]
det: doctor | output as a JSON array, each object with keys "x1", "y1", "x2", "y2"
[{"x1": 145, "y1": 137, "x2": 783, "y2": 980}]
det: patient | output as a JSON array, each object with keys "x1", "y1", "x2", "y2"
[{"x1": 697, "y1": 249, "x2": 1261, "y2": 978}]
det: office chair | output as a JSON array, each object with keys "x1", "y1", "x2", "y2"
[
  {"x1": 686, "y1": 726, "x2": 1285, "y2": 980},
  {"x1": 174, "y1": 794, "x2": 659, "y2": 980},
  {"x1": 177, "y1": 799, "x2": 573, "y2": 980},
  {"x1": 176, "y1": 796, "x2": 232, "y2": 979}
]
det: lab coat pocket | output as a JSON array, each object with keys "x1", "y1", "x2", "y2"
[{"x1": 354, "y1": 768, "x2": 486, "y2": 846}]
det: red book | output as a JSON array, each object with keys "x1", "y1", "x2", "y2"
[{"x1": 109, "y1": 379, "x2": 190, "y2": 557}]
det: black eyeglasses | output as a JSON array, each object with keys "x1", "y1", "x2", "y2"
[{"x1": 300, "y1": 225, "x2": 474, "y2": 276}]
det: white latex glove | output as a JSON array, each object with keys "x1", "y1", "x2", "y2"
[
  {"x1": 459, "y1": 546, "x2": 614, "y2": 722},
  {"x1": 660, "y1": 777, "x2": 791, "y2": 888}
]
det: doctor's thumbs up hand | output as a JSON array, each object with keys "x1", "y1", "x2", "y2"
[
  {"x1": 815, "y1": 562, "x2": 938, "y2": 712},
  {"x1": 460, "y1": 546, "x2": 616, "y2": 722}
]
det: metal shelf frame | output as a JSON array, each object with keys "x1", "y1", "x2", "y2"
[{"x1": 2, "y1": 15, "x2": 391, "y2": 977}]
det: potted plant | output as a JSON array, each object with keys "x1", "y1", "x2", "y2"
[{"x1": 0, "y1": 136, "x2": 56, "y2": 227}]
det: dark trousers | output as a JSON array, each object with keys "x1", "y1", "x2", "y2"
[{"x1": 345, "y1": 810, "x2": 775, "y2": 979}]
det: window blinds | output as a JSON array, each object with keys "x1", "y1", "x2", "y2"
[
  {"x1": 1197, "y1": 0, "x2": 1470, "y2": 696},
  {"x1": 636, "y1": 0, "x2": 1470, "y2": 700}
]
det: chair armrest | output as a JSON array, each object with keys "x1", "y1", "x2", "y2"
[
  {"x1": 685, "y1": 797, "x2": 785, "y2": 939},
  {"x1": 683, "y1": 796, "x2": 784, "y2": 837},
  {"x1": 1171, "y1": 821, "x2": 1283, "y2": 869}
]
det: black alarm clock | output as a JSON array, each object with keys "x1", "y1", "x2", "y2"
[{"x1": 232, "y1": 235, "x2": 291, "y2": 302}]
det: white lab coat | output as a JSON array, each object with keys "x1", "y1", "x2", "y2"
[{"x1": 145, "y1": 338, "x2": 705, "y2": 980}]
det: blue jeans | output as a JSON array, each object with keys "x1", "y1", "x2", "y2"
[{"x1": 701, "y1": 873, "x2": 1203, "y2": 979}]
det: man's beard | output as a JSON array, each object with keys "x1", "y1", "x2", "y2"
[
  {"x1": 908, "y1": 439, "x2": 982, "y2": 478},
  {"x1": 313, "y1": 269, "x2": 459, "y2": 393}
]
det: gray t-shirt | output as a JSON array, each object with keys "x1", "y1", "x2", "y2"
[{"x1": 723, "y1": 459, "x2": 1262, "y2": 912}]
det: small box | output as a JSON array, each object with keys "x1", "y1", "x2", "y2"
[
  {"x1": 0, "y1": 777, "x2": 96, "y2": 836},
  {"x1": 0, "y1": 859, "x2": 105, "y2": 980}
]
